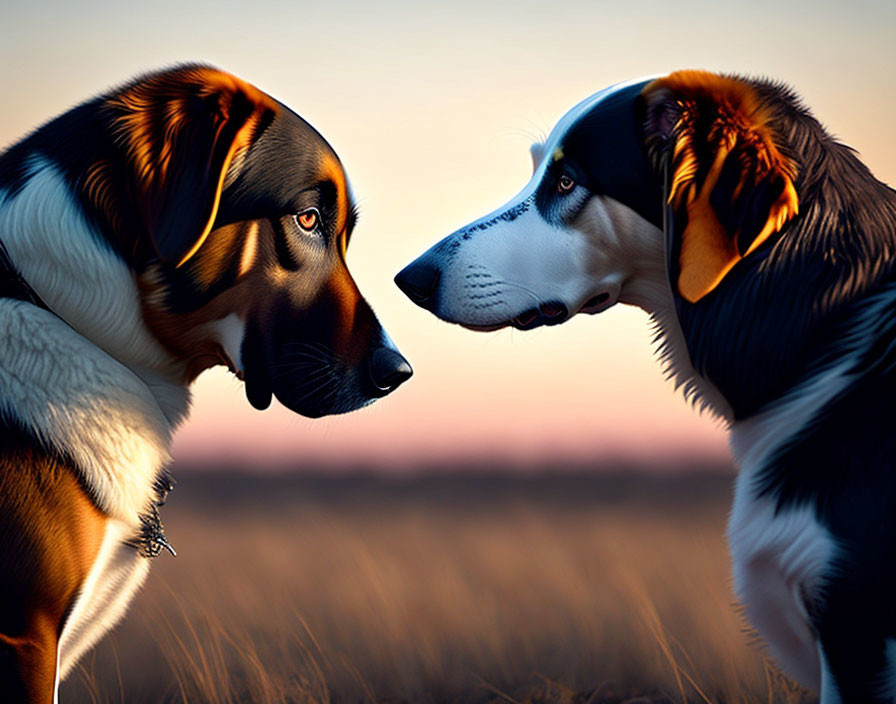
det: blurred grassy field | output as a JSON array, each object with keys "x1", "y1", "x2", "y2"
[{"x1": 60, "y1": 468, "x2": 815, "y2": 704}]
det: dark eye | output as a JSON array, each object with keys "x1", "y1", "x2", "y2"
[
  {"x1": 558, "y1": 174, "x2": 575, "y2": 194},
  {"x1": 295, "y1": 208, "x2": 320, "y2": 232}
]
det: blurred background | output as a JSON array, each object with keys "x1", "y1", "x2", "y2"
[
  {"x1": 2, "y1": 1, "x2": 893, "y2": 701},
  {"x1": 7, "y1": 0, "x2": 894, "y2": 471}
]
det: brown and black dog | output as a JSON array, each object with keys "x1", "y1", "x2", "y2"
[{"x1": 0, "y1": 65, "x2": 411, "y2": 702}]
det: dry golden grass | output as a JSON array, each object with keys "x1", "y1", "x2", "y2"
[{"x1": 61, "y1": 470, "x2": 815, "y2": 704}]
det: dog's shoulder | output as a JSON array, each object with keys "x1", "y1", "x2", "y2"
[
  {"x1": 0, "y1": 75, "x2": 193, "y2": 529},
  {"x1": 755, "y1": 281, "x2": 896, "y2": 505}
]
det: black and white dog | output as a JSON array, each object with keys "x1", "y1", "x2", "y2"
[
  {"x1": 0, "y1": 65, "x2": 411, "y2": 702},
  {"x1": 396, "y1": 70, "x2": 896, "y2": 702}
]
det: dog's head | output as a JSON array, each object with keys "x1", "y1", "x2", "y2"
[
  {"x1": 2, "y1": 65, "x2": 411, "y2": 418},
  {"x1": 396, "y1": 70, "x2": 798, "y2": 328}
]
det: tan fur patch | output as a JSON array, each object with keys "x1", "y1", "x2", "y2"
[
  {"x1": 238, "y1": 221, "x2": 259, "y2": 278},
  {"x1": 139, "y1": 220, "x2": 281, "y2": 383},
  {"x1": 643, "y1": 70, "x2": 799, "y2": 302},
  {"x1": 0, "y1": 450, "x2": 106, "y2": 700},
  {"x1": 317, "y1": 151, "x2": 351, "y2": 256},
  {"x1": 190, "y1": 221, "x2": 246, "y2": 291}
]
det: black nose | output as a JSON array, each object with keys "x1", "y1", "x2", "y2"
[
  {"x1": 369, "y1": 347, "x2": 413, "y2": 395},
  {"x1": 394, "y1": 261, "x2": 440, "y2": 307}
]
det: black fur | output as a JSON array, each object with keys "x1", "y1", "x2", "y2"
[
  {"x1": 542, "y1": 80, "x2": 664, "y2": 228},
  {"x1": 666, "y1": 82, "x2": 896, "y2": 420},
  {"x1": 650, "y1": 78, "x2": 896, "y2": 701},
  {"x1": 570, "y1": 78, "x2": 896, "y2": 699}
]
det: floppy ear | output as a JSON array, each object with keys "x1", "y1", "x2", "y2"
[
  {"x1": 108, "y1": 67, "x2": 278, "y2": 266},
  {"x1": 643, "y1": 70, "x2": 798, "y2": 303}
]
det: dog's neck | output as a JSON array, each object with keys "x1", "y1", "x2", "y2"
[
  {"x1": 0, "y1": 160, "x2": 192, "y2": 526},
  {"x1": 0, "y1": 159, "x2": 191, "y2": 428},
  {"x1": 587, "y1": 197, "x2": 734, "y2": 422},
  {"x1": 0, "y1": 298, "x2": 179, "y2": 526},
  {"x1": 644, "y1": 292, "x2": 734, "y2": 423}
]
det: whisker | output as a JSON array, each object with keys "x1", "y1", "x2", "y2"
[
  {"x1": 274, "y1": 360, "x2": 330, "y2": 373},
  {"x1": 315, "y1": 383, "x2": 341, "y2": 404},
  {"x1": 290, "y1": 377, "x2": 341, "y2": 407},
  {"x1": 279, "y1": 349, "x2": 331, "y2": 363},
  {"x1": 279, "y1": 342, "x2": 347, "y2": 367},
  {"x1": 282, "y1": 340, "x2": 337, "y2": 356},
  {"x1": 272, "y1": 366, "x2": 335, "y2": 383}
]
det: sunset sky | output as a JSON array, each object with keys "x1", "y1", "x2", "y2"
[{"x1": 2, "y1": 0, "x2": 894, "y2": 469}]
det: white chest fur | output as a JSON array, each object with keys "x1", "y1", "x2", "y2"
[
  {"x1": 0, "y1": 160, "x2": 190, "y2": 427},
  {"x1": 0, "y1": 161, "x2": 190, "y2": 526},
  {"x1": 57, "y1": 519, "x2": 151, "y2": 679},
  {"x1": 727, "y1": 360, "x2": 853, "y2": 691},
  {"x1": 0, "y1": 299, "x2": 173, "y2": 526}
]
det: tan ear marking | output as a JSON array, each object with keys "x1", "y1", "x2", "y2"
[
  {"x1": 677, "y1": 138, "x2": 740, "y2": 302},
  {"x1": 643, "y1": 70, "x2": 799, "y2": 303}
]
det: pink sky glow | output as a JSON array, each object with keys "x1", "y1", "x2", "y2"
[{"x1": 2, "y1": 0, "x2": 894, "y2": 469}]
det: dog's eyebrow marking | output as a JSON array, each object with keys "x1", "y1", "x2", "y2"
[
  {"x1": 239, "y1": 221, "x2": 259, "y2": 277},
  {"x1": 552, "y1": 147, "x2": 564, "y2": 162}
]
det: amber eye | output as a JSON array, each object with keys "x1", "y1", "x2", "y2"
[
  {"x1": 558, "y1": 174, "x2": 575, "y2": 194},
  {"x1": 295, "y1": 208, "x2": 319, "y2": 232}
]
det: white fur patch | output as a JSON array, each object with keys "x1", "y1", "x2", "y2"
[
  {"x1": 0, "y1": 160, "x2": 191, "y2": 525},
  {"x1": 53, "y1": 644, "x2": 60, "y2": 704},
  {"x1": 58, "y1": 519, "x2": 150, "y2": 679},
  {"x1": 529, "y1": 142, "x2": 545, "y2": 172},
  {"x1": 212, "y1": 313, "x2": 246, "y2": 374},
  {"x1": 0, "y1": 160, "x2": 190, "y2": 426},
  {"x1": 728, "y1": 495, "x2": 831, "y2": 688},
  {"x1": 432, "y1": 196, "x2": 596, "y2": 325},
  {"x1": 0, "y1": 300, "x2": 171, "y2": 526},
  {"x1": 425, "y1": 78, "x2": 662, "y2": 330},
  {"x1": 728, "y1": 360, "x2": 854, "y2": 690}
]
